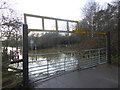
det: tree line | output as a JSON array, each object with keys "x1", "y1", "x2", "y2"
[
  {"x1": 0, "y1": 0, "x2": 119, "y2": 57},
  {"x1": 80, "y1": 0, "x2": 118, "y2": 55}
]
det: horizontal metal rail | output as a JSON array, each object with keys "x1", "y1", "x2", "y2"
[
  {"x1": 29, "y1": 64, "x2": 76, "y2": 77},
  {"x1": 24, "y1": 14, "x2": 106, "y2": 35},
  {"x1": 29, "y1": 61, "x2": 77, "y2": 73},
  {"x1": 24, "y1": 13, "x2": 78, "y2": 23},
  {"x1": 10, "y1": 59, "x2": 23, "y2": 64},
  {"x1": 29, "y1": 48, "x2": 106, "y2": 56}
]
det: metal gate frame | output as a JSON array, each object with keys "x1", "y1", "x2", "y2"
[{"x1": 22, "y1": 13, "x2": 111, "y2": 87}]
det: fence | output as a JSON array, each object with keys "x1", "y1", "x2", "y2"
[
  {"x1": 22, "y1": 14, "x2": 111, "y2": 87},
  {"x1": 28, "y1": 48, "x2": 107, "y2": 83}
]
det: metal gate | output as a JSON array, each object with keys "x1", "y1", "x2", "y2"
[
  {"x1": 23, "y1": 14, "x2": 111, "y2": 85},
  {"x1": 28, "y1": 48, "x2": 107, "y2": 83}
]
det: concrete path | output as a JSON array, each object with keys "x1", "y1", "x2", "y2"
[{"x1": 33, "y1": 64, "x2": 119, "y2": 88}]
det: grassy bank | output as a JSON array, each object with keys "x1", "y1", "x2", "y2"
[
  {"x1": 2, "y1": 66, "x2": 23, "y2": 89},
  {"x1": 111, "y1": 54, "x2": 120, "y2": 67}
]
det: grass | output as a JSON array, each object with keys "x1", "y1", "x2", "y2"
[
  {"x1": 2, "y1": 66, "x2": 23, "y2": 89},
  {"x1": 2, "y1": 75, "x2": 22, "y2": 88},
  {"x1": 111, "y1": 54, "x2": 120, "y2": 67}
]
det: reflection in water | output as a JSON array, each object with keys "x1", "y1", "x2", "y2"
[
  {"x1": 9, "y1": 52, "x2": 78, "y2": 82},
  {"x1": 8, "y1": 48, "x2": 107, "y2": 82},
  {"x1": 2, "y1": 42, "x2": 106, "y2": 84},
  {"x1": 28, "y1": 53, "x2": 78, "y2": 82},
  {"x1": 29, "y1": 53, "x2": 78, "y2": 73}
]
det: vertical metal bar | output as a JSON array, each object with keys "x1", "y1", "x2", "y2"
[
  {"x1": 55, "y1": 20, "x2": 58, "y2": 32},
  {"x1": 86, "y1": 51, "x2": 90, "y2": 65},
  {"x1": 118, "y1": 2, "x2": 120, "y2": 87},
  {"x1": 0, "y1": 41, "x2": 2, "y2": 90},
  {"x1": 98, "y1": 49, "x2": 101, "y2": 64},
  {"x1": 105, "y1": 48, "x2": 107, "y2": 63},
  {"x1": 64, "y1": 57, "x2": 66, "y2": 71},
  {"x1": 24, "y1": 14, "x2": 27, "y2": 24},
  {"x1": 67, "y1": 21, "x2": 69, "y2": 32},
  {"x1": 47, "y1": 58, "x2": 49, "y2": 77},
  {"x1": 77, "y1": 21, "x2": 80, "y2": 30},
  {"x1": 23, "y1": 24, "x2": 29, "y2": 87},
  {"x1": 42, "y1": 18, "x2": 44, "y2": 30},
  {"x1": 77, "y1": 53, "x2": 80, "y2": 70},
  {"x1": 106, "y1": 32, "x2": 111, "y2": 63},
  {"x1": 89, "y1": 51, "x2": 92, "y2": 67},
  {"x1": 36, "y1": 56, "x2": 37, "y2": 61}
]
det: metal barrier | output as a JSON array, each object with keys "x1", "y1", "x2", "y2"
[
  {"x1": 28, "y1": 48, "x2": 107, "y2": 83},
  {"x1": 23, "y1": 14, "x2": 111, "y2": 86}
]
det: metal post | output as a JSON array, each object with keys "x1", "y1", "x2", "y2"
[
  {"x1": 98, "y1": 49, "x2": 101, "y2": 64},
  {"x1": 77, "y1": 21, "x2": 80, "y2": 30},
  {"x1": 77, "y1": 52, "x2": 80, "y2": 70},
  {"x1": 64, "y1": 57, "x2": 66, "y2": 71},
  {"x1": 23, "y1": 24, "x2": 29, "y2": 87},
  {"x1": 106, "y1": 32, "x2": 111, "y2": 63},
  {"x1": 55, "y1": 20, "x2": 58, "y2": 32},
  {"x1": 118, "y1": 1, "x2": 120, "y2": 61},
  {"x1": 47, "y1": 58, "x2": 49, "y2": 77},
  {"x1": 67, "y1": 21, "x2": 69, "y2": 32},
  {"x1": 89, "y1": 51, "x2": 92, "y2": 67},
  {"x1": 0, "y1": 41, "x2": 2, "y2": 90},
  {"x1": 42, "y1": 18, "x2": 45, "y2": 30}
]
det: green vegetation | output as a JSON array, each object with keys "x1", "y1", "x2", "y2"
[
  {"x1": 80, "y1": 1, "x2": 119, "y2": 66},
  {"x1": 2, "y1": 72, "x2": 22, "y2": 88},
  {"x1": 0, "y1": 1, "x2": 22, "y2": 89},
  {"x1": 111, "y1": 55, "x2": 120, "y2": 66},
  {"x1": 2, "y1": 66, "x2": 23, "y2": 89}
]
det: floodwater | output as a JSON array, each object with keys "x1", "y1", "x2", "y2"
[
  {"x1": 7, "y1": 47, "x2": 78, "y2": 80},
  {"x1": 2, "y1": 47, "x2": 22, "y2": 59},
  {"x1": 6, "y1": 47, "x2": 107, "y2": 82}
]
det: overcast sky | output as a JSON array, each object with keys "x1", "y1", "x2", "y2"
[
  {"x1": 8, "y1": 0, "x2": 114, "y2": 21},
  {"x1": 2, "y1": 0, "x2": 113, "y2": 30}
]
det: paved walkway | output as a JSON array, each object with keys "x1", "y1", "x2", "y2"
[{"x1": 33, "y1": 64, "x2": 119, "y2": 88}]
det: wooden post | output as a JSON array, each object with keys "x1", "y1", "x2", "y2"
[
  {"x1": 106, "y1": 32, "x2": 111, "y2": 63},
  {"x1": 23, "y1": 24, "x2": 29, "y2": 87}
]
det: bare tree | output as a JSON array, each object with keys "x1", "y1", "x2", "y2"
[
  {"x1": 0, "y1": 1, "x2": 22, "y2": 70},
  {"x1": 81, "y1": 0, "x2": 101, "y2": 36},
  {"x1": 0, "y1": 1, "x2": 22, "y2": 48}
]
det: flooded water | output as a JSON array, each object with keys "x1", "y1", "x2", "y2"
[
  {"x1": 29, "y1": 53, "x2": 78, "y2": 74},
  {"x1": 7, "y1": 47, "x2": 78, "y2": 81},
  {"x1": 2, "y1": 47, "x2": 23, "y2": 59},
  {"x1": 7, "y1": 47, "x2": 107, "y2": 82},
  {"x1": 28, "y1": 54, "x2": 78, "y2": 82}
]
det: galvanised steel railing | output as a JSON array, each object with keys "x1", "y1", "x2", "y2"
[{"x1": 28, "y1": 48, "x2": 107, "y2": 83}]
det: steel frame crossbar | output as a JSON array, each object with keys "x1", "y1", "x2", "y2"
[{"x1": 24, "y1": 13, "x2": 106, "y2": 35}]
